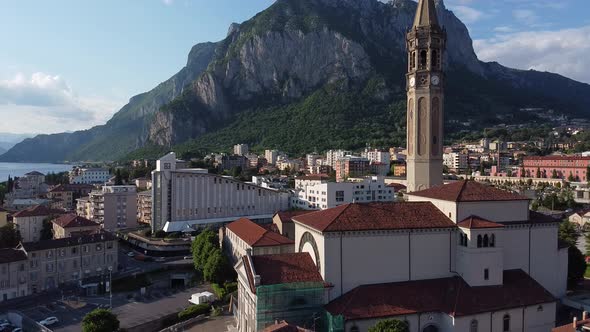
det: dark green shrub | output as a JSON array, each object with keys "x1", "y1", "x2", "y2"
[{"x1": 178, "y1": 304, "x2": 211, "y2": 321}]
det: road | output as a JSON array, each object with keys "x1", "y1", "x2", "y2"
[{"x1": 188, "y1": 315, "x2": 237, "y2": 332}]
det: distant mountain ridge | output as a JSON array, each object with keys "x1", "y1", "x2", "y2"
[{"x1": 2, "y1": 0, "x2": 590, "y2": 162}]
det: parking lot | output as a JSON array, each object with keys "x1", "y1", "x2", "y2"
[{"x1": 20, "y1": 299, "x2": 101, "y2": 332}]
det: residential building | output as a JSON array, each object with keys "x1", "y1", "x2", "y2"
[
  {"x1": 234, "y1": 144, "x2": 250, "y2": 156},
  {"x1": 335, "y1": 156, "x2": 369, "y2": 182},
  {"x1": 152, "y1": 152, "x2": 290, "y2": 232},
  {"x1": 69, "y1": 168, "x2": 111, "y2": 184},
  {"x1": 5, "y1": 171, "x2": 48, "y2": 201},
  {"x1": 76, "y1": 197, "x2": 91, "y2": 220},
  {"x1": 277, "y1": 159, "x2": 302, "y2": 172},
  {"x1": 12, "y1": 205, "x2": 65, "y2": 242},
  {"x1": 325, "y1": 150, "x2": 351, "y2": 168},
  {"x1": 0, "y1": 208, "x2": 8, "y2": 227},
  {"x1": 47, "y1": 184, "x2": 94, "y2": 210},
  {"x1": 135, "y1": 178, "x2": 152, "y2": 191},
  {"x1": 221, "y1": 218, "x2": 294, "y2": 264},
  {"x1": 51, "y1": 214, "x2": 101, "y2": 239},
  {"x1": 443, "y1": 152, "x2": 469, "y2": 172},
  {"x1": 87, "y1": 185, "x2": 138, "y2": 231},
  {"x1": 523, "y1": 156, "x2": 590, "y2": 181},
  {"x1": 19, "y1": 232, "x2": 118, "y2": 295},
  {"x1": 137, "y1": 191, "x2": 152, "y2": 225},
  {"x1": 0, "y1": 248, "x2": 29, "y2": 302},
  {"x1": 264, "y1": 150, "x2": 279, "y2": 165},
  {"x1": 235, "y1": 252, "x2": 326, "y2": 332},
  {"x1": 391, "y1": 161, "x2": 407, "y2": 177},
  {"x1": 569, "y1": 209, "x2": 590, "y2": 229},
  {"x1": 293, "y1": 176, "x2": 394, "y2": 210},
  {"x1": 362, "y1": 149, "x2": 391, "y2": 164},
  {"x1": 8, "y1": 198, "x2": 52, "y2": 211},
  {"x1": 216, "y1": 155, "x2": 249, "y2": 172},
  {"x1": 306, "y1": 154, "x2": 322, "y2": 167}
]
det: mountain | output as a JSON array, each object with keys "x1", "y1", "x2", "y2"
[
  {"x1": 0, "y1": 146, "x2": 6, "y2": 156},
  {"x1": 3, "y1": 0, "x2": 590, "y2": 162}
]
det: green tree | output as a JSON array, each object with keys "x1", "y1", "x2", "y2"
[
  {"x1": 536, "y1": 167, "x2": 541, "y2": 178},
  {"x1": 552, "y1": 169, "x2": 558, "y2": 179},
  {"x1": 40, "y1": 217, "x2": 54, "y2": 240},
  {"x1": 82, "y1": 309, "x2": 120, "y2": 332},
  {"x1": 568, "y1": 172, "x2": 575, "y2": 182},
  {"x1": 203, "y1": 248, "x2": 234, "y2": 284},
  {"x1": 0, "y1": 224, "x2": 22, "y2": 248},
  {"x1": 567, "y1": 246, "x2": 587, "y2": 289},
  {"x1": 559, "y1": 221, "x2": 579, "y2": 247},
  {"x1": 191, "y1": 229, "x2": 219, "y2": 271},
  {"x1": 585, "y1": 233, "x2": 590, "y2": 257},
  {"x1": 368, "y1": 319, "x2": 409, "y2": 332},
  {"x1": 115, "y1": 169, "x2": 123, "y2": 185}
]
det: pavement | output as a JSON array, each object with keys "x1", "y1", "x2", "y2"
[{"x1": 188, "y1": 315, "x2": 237, "y2": 332}]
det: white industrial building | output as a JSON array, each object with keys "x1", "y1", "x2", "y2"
[{"x1": 152, "y1": 153, "x2": 290, "y2": 232}]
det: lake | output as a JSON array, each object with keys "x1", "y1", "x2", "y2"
[{"x1": 0, "y1": 162, "x2": 73, "y2": 182}]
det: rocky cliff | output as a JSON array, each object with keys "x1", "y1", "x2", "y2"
[{"x1": 2, "y1": 0, "x2": 590, "y2": 162}]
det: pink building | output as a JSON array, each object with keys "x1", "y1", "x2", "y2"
[{"x1": 523, "y1": 156, "x2": 590, "y2": 181}]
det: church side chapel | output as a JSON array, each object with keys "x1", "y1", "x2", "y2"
[{"x1": 234, "y1": 0, "x2": 568, "y2": 331}]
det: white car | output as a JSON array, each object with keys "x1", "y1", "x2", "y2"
[
  {"x1": 39, "y1": 317, "x2": 59, "y2": 326},
  {"x1": 127, "y1": 252, "x2": 135, "y2": 257}
]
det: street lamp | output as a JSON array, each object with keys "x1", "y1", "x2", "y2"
[{"x1": 108, "y1": 266, "x2": 113, "y2": 309}]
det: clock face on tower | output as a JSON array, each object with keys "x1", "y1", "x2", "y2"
[
  {"x1": 431, "y1": 75, "x2": 440, "y2": 86},
  {"x1": 409, "y1": 77, "x2": 416, "y2": 87}
]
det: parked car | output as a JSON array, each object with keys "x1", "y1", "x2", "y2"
[
  {"x1": 127, "y1": 252, "x2": 135, "y2": 257},
  {"x1": 0, "y1": 323, "x2": 11, "y2": 329},
  {"x1": 39, "y1": 317, "x2": 59, "y2": 326},
  {"x1": 183, "y1": 256, "x2": 192, "y2": 260}
]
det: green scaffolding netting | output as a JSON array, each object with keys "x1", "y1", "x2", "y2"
[{"x1": 324, "y1": 311, "x2": 345, "y2": 332}]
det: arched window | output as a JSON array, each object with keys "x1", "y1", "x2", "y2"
[
  {"x1": 503, "y1": 314, "x2": 510, "y2": 332},
  {"x1": 470, "y1": 320, "x2": 478, "y2": 332},
  {"x1": 432, "y1": 49, "x2": 439, "y2": 69},
  {"x1": 411, "y1": 51, "x2": 416, "y2": 69},
  {"x1": 483, "y1": 234, "x2": 489, "y2": 248},
  {"x1": 420, "y1": 50, "x2": 427, "y2": 69},
  {"x1": 490, "y1": 234, "x2": 496, "y2": 247},
  {"x1": 477, "y1": 235, "x2": 482, "y2": 248}
]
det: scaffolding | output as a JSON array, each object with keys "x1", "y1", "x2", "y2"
[
  {"x1": 256, "y1": 281, "x2": 326, "y2": 330},
  {"x1": 324, "y1": 311, "x2": 345, "y2": 332}
]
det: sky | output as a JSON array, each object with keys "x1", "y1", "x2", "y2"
[{"x1": 0, "y1": 0, "x2": 588, "y2": 135}]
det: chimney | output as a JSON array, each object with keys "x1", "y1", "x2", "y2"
[
  {"x1": 574, "y1": 317, "x2": 578, "y2": 328},
  {"x1": 584, "y1": 311, "x2": 588, "y2": 321}
]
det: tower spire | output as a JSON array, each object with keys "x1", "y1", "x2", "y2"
[{"x1": 413, "y1": 0, "x2": 439, "y2": 28}]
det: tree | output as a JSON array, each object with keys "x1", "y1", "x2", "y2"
[
  {"x1": 567, "y1": 246, "x2": 587, "y2": 289},
  {"x1": 40, "y1": 217, "x2": 54, "y2": 240},
  {"x1": 115, "y1": 169, "x2": 123, "y2": 185},
  {"x1": 552, "y1": 169, "x2": 558, "y2": 179},
  {"x1": 368, "y1": 319, "x2": 409, "y2": 332},
  {"x1": 568, "y1": 172, "x2": 575, "y2": 182},
  {"x1": 584, "y1": 233, "x2": 590, "y2": 257},
  {"x1": 203, "y1": 248, "x2": 234, "y2": 284},
  {"x1": 0, "y1": 224, "x2": 22, "y2": 248},
  {"x1": 536, "y1": 167, "x2": 541, "y2": 178},
  {"x1": 82, "y1": 309, "x2": 120, "y2": 332},
  {"x1": 559, "y1": 221, "x2": 579, "y2": 247},
  {"x1": 191, "y1": 229, "x2": 219, "y2": 271}
]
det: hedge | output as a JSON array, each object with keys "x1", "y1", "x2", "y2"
[{"x1": 178, "y1": 304, "x2": 211, "y2": 321}]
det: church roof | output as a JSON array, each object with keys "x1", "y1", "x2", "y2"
[
  {"x1": 292, "y1": 202, "x2": 455, "y2": 233},
  {"x1": 413, "y1": 0, "x2": 439, "y2": 28},
  {"x1": 408, "y1": 181, "x2": 529, "y2": 202},
  {"x1": 457, "y1": 216, "x2": 504, "y2": 229},
  {"x1": 226, "y1": 218, "x2": 294, "y2": 247},
  {"x1": 325, "y1": 270, "x2": 554, "y2": 320}
]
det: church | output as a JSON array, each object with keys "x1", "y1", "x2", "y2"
[{"x1": 233, "y1": 0, "x2": 568, "y2": 331}]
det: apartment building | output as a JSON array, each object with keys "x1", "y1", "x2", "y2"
[
  {"x1": 362, "y1": 149, "x2": 391, "y2": 164},
  {"x1": 264, "y1": 150, "x2": 279, "y2": 165},
  {"x1": 0, "y1": 248, "x2": 29, "y2": 302},
  {"x1": 87, "y1": 186, "x2": 138, "y2": 231},
  {"x1": 234, "y1": 144, "x2": 249, "y2": 156},
  {"x1": 215, "y1": 155, "x2": 249, "y2": 172},
  {"x1": 47, "y1": 184, "x2": 94, "y2": 210},
  {"x1": 152, "y1": 153, "x2": 290, "y2": 232},
  {"x1": 137, "y1": 191, "x2": 152, "y2": 225},
  {"x1": 292, "y1": 176, "x2": 395, "y2": 210},
  {"x1": 325, "y1": 149, "x2": 351, "y2": 168},
  {"x1": 52, "y1": 214, "x2": 101, "y2": 239},
  {"x1": 335, "y1": 156, "x2": 370, "y2": 182},
  {"x1": 523, "y1": 156, "x2": 590, "y2": 181},
  {"x1": 70, "y1": 168, "x2": 110, "y2": 184},
  {"x1": 12, "y1": 205, "x2": 65, "y2": 242},
  {"x1": 20, "y1": 232, "x2": 118, "y2": 295},
  {"x1": 443, "y1": 152, "x2": 469, "y2": 172}
]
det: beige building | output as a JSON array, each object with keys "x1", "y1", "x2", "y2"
[
  {"x1": 272, "y1": 210, "x2": 313, "y2": 241},
  {"x1": 137, "y1": 191, "x2": 152, "y2": 225},
  {"x1": 47, "y1": 184, "x2": 94, "y2": 210},
  {"x1": 0, "y1": 207, "x2": 9, "y2": 227},
  {"x1": 221, "y1": 218, "x2": 294, "y2": 264},
  {"x1": 20, "y1": 232, "x2": 118, "y2": 294},
  {"x1": 0, "y1": 248, "x2": 29, "y2": 302},
  {"x1": 569, "y1": 209, "x2": 590, "y2": 230},
  {"x1": 52, "y1": 214, "x2": 101, "y2": 239},
  {"x1": 12, "y1": 205, "x2": 65, "y2": 242},
  {"x1": 88, "y1": 185, "x2": 138, "y2": 231}
]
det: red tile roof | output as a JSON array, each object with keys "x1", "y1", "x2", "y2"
[
  {"x1": 275, "y1": 210, "x2": 314, "y2": 224},
  {"x1": 325, "y1": 270, "x2": 554, "y2": 320},
  {"x1": 48, "y1": 184, "x2": 94, "y2": 193},
  {"x1": 227, "y1": 218, "x2": 294, "y2": 247},
  {"x1": 524, "y1": 156, "x2": 590, "y2": 161},
  {"x1": 386, "y1": 183, "x2": 407, "y2": 191},
  {"x1": 409, "y1": 181, "x2": 529, "y2": 202},
  {"x1": 457, "y1": 216, "x2": 504, "y2": 229},
  {"x1": 52, "y1": 214, "x2": 99, "y2": 229},
  {"x1": 12, "y1": 205, "x2": 65, "y2": 218},
  {"x1": 292, "y1": 202, "x2": 455, "y2": 233},
  {"x1": 250, "y1": 253, "x2": 324, "y2": 286},
  {"x1": 553, "y1": 319, "x2": 590, "y2": 332},
  {"x1": 296, "y1": 175, "x2": 331, "y2": 181},
  {"x1": 262, "y1": 321, "x2": 311, "y2": 332}
]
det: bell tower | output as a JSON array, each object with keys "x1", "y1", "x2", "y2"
[{"x1": 406, "y1": 0, "x2": 445, "y2": 192}]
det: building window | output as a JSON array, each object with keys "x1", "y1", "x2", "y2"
[
  {"x1": 477, "y1": 235, "x2": 482, "y2": 248},
  {"x1": 484, "y1": 268, "x2": 489, "y2": 280},
  {"x1": 336, "y1": 191, "x2": 345, "y2": 202},
  {"x1": 470, "y1": 320, "x2": 478, "y2": 332},
  {"x1": 490, "y1": 234, "x2": 495, "y2": 247},
  {"x1": 537, "y1": 305, "x2": 543, "y2": 312},
  {"x1": 503, "y1": 314, "x2": 510, "y2": 332},
  {"x1": 483, "y1": 234, "x2": 489, "y2": 248}
]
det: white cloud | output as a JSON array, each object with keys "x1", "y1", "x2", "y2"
[
  {"x1": 474, "y1": 26, "x2": 590, "y2": 84},
  {"x1": 448, "y1": 5, "x2": 485, "y2": 23},
  {"x1": 512, "y1": 9, "x2": 539, "y2": 26},
  {"x1": 162, "y1": 0, "x2": 174, "y2": 5},
  {"x1": 0, "y1": 72, "x2": 124, "y2": 134}
]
